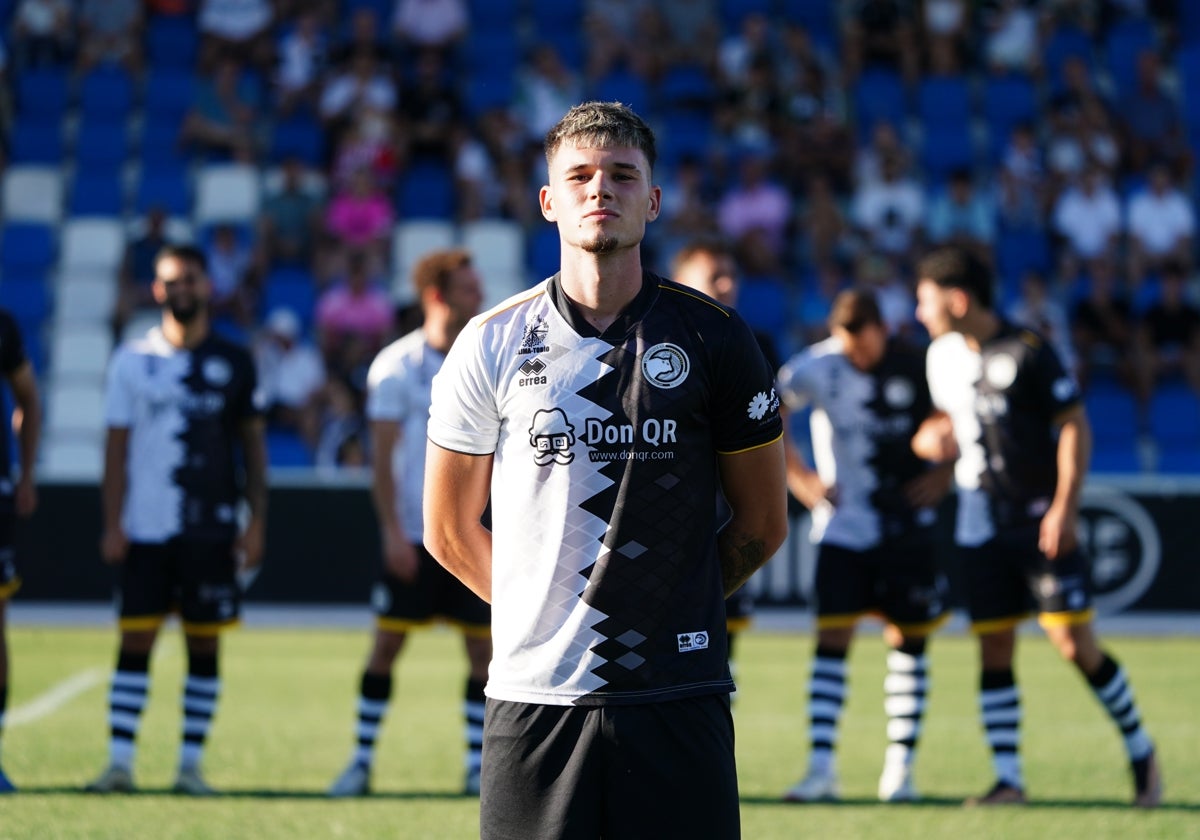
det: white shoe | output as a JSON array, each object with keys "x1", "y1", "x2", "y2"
[
  {"x1": 463, "y1": 768, "x2": 481, "y2": 796},
  {"x1": 172, "y1": 766, "x2": 217, "y2": 796},
  {"x1": 328, "y1": 761, "x2": 371, "y2": 797},
  {"x1": 878, "y1": 763, "x2": 919, "y2": 802},
  {"x1": 85, "y1": 764, "x2": 135, "y2": 794},
  {"x1": 783, "y1": 768, "x2": 839, "y2": 803}
]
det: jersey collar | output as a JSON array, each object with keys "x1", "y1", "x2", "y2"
[{"x1": 546, "y1": 270, "x2": 662, "y2": 340}]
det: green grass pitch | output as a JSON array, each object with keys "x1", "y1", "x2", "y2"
[{"x1": 1, "y1": 623, "x2": 1197, "y2": 839}]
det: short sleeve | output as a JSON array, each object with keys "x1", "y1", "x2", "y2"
[
  {"x1": 427, "y1": 323, "x2": 501, "y2": 454},
  {"x1": 710, "y1": 310, "x2": 783, "y2": 453},
  {"x1": 366, "y1": 364, "x2": 407, "y2": 423},
  {"x1": 776, "y1": 349, "x2": 818, "y2": 412},
  {"x1": 104, "y1": 347, "x2": 136, "y2": 429}
]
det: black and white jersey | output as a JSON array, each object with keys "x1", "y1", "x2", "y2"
[
  {"x1": 926, "y1": 322, "x2": 1082, "y2": 546},
  {"x1": 428, "y1": 272, "x2": 782, "y2": 707},
  {"x1": 777, "y1": 335, "x2": 935, "y2": 549},
  {"x1": 105, "y1": 327, "x2": 262, "y2": 543},
  {"x1": 0, "y1": 309, "x2": 27, "y2": 505},
  {"x1": 365, "y1": 328, "x2": 442, "y2": 543}
]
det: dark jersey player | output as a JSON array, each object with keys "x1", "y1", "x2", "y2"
[
  {"x1": 914, "y1": 245, "x2": 1161, "y2": 808},
  {"x1": 0, "y1": 310, "x2": 42, "y2": 794},
  {"x1": 777, "y1": 288, "x2": 950, "y2": 804},
  {"x1": 86, "y1": 245, "x2": 267, "y2": 796},
  {"x1": 424, "y1": 102, "x2": 788, "y2": 840}
]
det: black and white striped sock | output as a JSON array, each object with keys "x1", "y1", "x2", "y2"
[{"x1": 108, "y1": 651, "x2": 150, "y2": 771}]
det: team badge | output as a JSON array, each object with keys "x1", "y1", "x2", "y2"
[
  {"x1": 518, "y1": 315, "x2": 549, "y2": 355},
  {"x1": 202, "y1": 357, "x2": 233, "y2": 386},
  {"x1": 985, "y1": 353, "x2": 1017, "y2": 389},
  {"x1": 883, "y1": 377, "x2": 915, "y2": 408},
  {"x1": 641, "y1": 343, "x2": 689, "y2": 389}
]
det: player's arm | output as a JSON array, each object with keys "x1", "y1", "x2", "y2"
[
  {"x1": 717, "y1": 437, "x2": 788, "y2": 597},
  {"x1": 1040, "y1": 404, "x2": 1091, "y2": 560},
  {"x1": 100, "y1": 426, "x2": 131, "y2": 564},
  {"x1": 911, "y1": 410, "x2": 958, "y2": 463},
  {"x1": 237, "y1": 416, "x2": 269, "y2": 571},
  {"x1": 6, "y1": 360, "x2": 41, "y2": 517},
  {"x1": 781, "y1": 408, "x2": 833, "y2": 509},
  {"x1": 423, "y1": 442, "x2": 493, "y2": 603},
  {"x1": 369, "y1": 418, "x2": 417, "y2": 581}
]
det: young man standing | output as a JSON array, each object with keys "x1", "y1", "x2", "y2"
[
  {"x1": 0, "y1": 309, "x2": 42, "y2": 793},
  {"x1": 87, "y1": 245, "x2": 267, "y2": 796},
  {"x1": 777, "y1": 289, "x2": 950, "y2": 803},
  {"x1": 424, "y1": 102, "x2": 788, "y2": 839},
  {"x1": 328, "y1": 248, "x2": 492, "y2": 797},
  {"x1": 914, "y1": 245, "x2": 1161, "y2": 807}
]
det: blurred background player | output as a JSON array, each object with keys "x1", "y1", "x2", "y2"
[
  {"x1": 777, "y1": 288, "x2": 950, "y2": 803},
  {"x1": 87, "y1": 245, "x2": 267, "y2": 796},
  {"x1": 328, "y1": 249, "x2": 491, "y2": 797},
  {"x1": 671, "y1": 237, "x2": 780, "y2": 670},
  {"x1": 914, "y1": 246, "x2": 1161, "y2": 808},
  {"x1": 0, "y1": 309, "x2": 42, "y2": 794}
]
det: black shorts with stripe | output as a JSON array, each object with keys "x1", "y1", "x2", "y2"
[
  {"x1": 0, "y1": 512, "x2": 17, "y2": 600},
  {"x1": 481, "y1": 693, "x2": 740, "y2": 840},
  {"x1": 371, "y1": 543, "x2": 490, "y2": 635},
  {"x1": 959, "y1": 525, "x2": 1093, "y2": 632},
  {"x1": 117, "y1": 538, "x2": 240, "y2": 634},
  {"x1": 814, "y1": 536, "x2": 948, "y2": 634}
]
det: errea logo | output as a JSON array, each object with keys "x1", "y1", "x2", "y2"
[{"x1": 677, "y1": 631, "x2": 709, "y2": 653}]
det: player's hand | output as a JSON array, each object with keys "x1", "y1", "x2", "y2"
[
  {"x1": 903, "y1": 462, "x2": 954, "y2": 510},
  {"x1": 790, "y1": 471, "x2": 836, "y2": 509},
  {"x1": 912, "y1": 413, "x2": 958, "y2": 463},
  {"x1": 383, "y1": 527, "x2": 418, "y2": 583},
  {"x1": 99, "y1": 528, "x2": 129, "y2": 565},
  {"x1": 14, "y1": 475, "x2": 37, "y2": 518},
  {"x1": 1038, "y1": 503, "x2": 1077, "y2": 560},
  {"x1": 236, "y1": 518, "x2": 265, "y2": 572}
]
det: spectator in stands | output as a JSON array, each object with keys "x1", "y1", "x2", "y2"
[
  {"x1": 646, "y1": 0, "x2": 719, "y2": 69},
  {"x1": 453, "y1": 120, "x2": 528, "y2": 226},
  {"x1": 258, "y1": 156, "x2": 324, "y2": 273},
  {"x1": 399, "y1": 48, "x2": 465, "y2": 165},
  {"x1": 851, "y1": 152, "x2": 925, "y2": 269},
  {"x1": 921, "y1": 0, "x2": 970, "y2": 74},
  {"x1": 179, "y1": 57, "x2": 262, "y2": 163},
  {"x1": 204, "y1": 223, "x2": 257, "y2": 326},
  {"x1": 11, "y1": 0, "x2": 73, "y2": 69},
  {"x1": 1125, "y1": 162, "x2": 1195, "y2": 284},
  {"x1": 75, "y1": 0, "x2": 142, "y2": 76},
  {"x1": 779, "y1": 110, "x2": 855, "y2": 196},
  {"x1": 274, "y1": 9, "x2": 328, "y2": 116},
  {"x1": 854, "y1": 120, "x2": 910, "y2": 190},
  {"x1": 1116, "y1": 49, "x2": 1190, "y2": 177},
  {"x1": 797, "y1": 173, "x2": 851, "y2": 270},
  {"x1": 1007, "y1": 269, "x2": 1077, "y2": 376},
  {"x1": 515, "y1": 44, "x2": 585, "y2": 146},
  {"x1": 1070, "y1": 259, "x2": 1137, "y2": 394},
  {"x1": 717, "y1": 12, "x2": 772, "y2": 92},
  {"x1": 198, "y1": 0, "x2": 275, "y2": 74},
  {"x1": 319, "y1": 50, "x2": 398, "y2": 150},
  {"x1": 777, "y1": 20, "x2": 836, "y2": 96},
  {"x1": 324, "y1": 168, "x2": 394, "y2": 272},
  {"x1": 1052, "y1": 166, "x2": 1121, "y2": 282},
  {"x1": 390, "y1": 0, "x2": 468, "y2": 59},
  {"x1": 983, "y1": 0, "x2": 1039, "y2": 73},
  {"x1": 331, "y1": 6, "x2": 391, "y2": 68},
  {"x1": 253, "y1": 306, "x2": 327, "y2": 442},
  {"x1": 116, "y1": 208, "x2": 173, "y2": 337},
  {"x1": 718, "y1": 53, "x2": 785, "y2": 153},
  {"x1": 316, "y1": 249, "x2": 394, "y2": 379},
  {"x1": 582, "y1": 0, "x2": 656, "y2": 81},
  {"x1": 1131, "y1": 261, "x2": 1200, "y2": 401},
  {"x1": 797, "y1": 259, "x2": 849, "y2": 344},
  {"x1": 855, "y1": 252, "x2": 917, "y2": 338},
  {"x1": 998, "y1": 122, "x2": 1048, "y2": 229},
  {"x1": 843, "y1": 0, "x2": 919, "y2": 84},
  {"x1": 313, "y1": 375, "x2": 368, "y2": 470},
  {"x1": 925, "y1": 168, "x2": 997, "y2": 266},
  {"x1": 717, "y1": 148, "x2": 793, "y2": 268}
]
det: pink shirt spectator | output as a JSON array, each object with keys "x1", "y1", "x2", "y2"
[
  {"x1": 316, "y1": 281, "x2": 393, "y2": 344},
  {"x1": 717, "y1": 155, "x2": 791, "y2": 257},
  {"x1": 325, "y1": 189, "x2": 394, "y2": 248}
]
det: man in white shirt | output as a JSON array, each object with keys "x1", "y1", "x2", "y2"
[{"x1": 1126, "y1": 162, "x2": 1194, "y2": 283}]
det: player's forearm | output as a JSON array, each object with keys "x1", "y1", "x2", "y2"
[
  {"x1": 1054, "y1": 413, "x2": 1091, "y2": 516},
  {"x1": 14, "y1": 404, "x2": 40, "y2": 484},
  {"x1": 370, "y1": 473, "x2": 402, "y2": 536},
  {"x1": 240, "y1": 422, "x2": 269, "y2": 524},
  {"x1": 718, "y1": 515, "x2": 786, "y2": 598},
  {"x1": 101, "y1": 432, "x2": 128, "y2": 531},
  {"x1": 426, "y1": 522, "x2": 492, "y2": 604}
]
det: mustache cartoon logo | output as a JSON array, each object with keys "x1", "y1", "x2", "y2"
[{"x1": 529, "y1": 408, "x2": 576, "y2": 465}]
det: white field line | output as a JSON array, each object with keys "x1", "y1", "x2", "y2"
[{"x1": 6, "y1": 667, "x2": 106, "y2": 728}]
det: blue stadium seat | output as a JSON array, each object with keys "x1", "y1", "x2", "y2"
[
  {"x1": 1106, "y1": 16, "x2": 1158, "y2": 100},
  {"x1": 1090, "y1": 444, "x2": 1142, "y2": 473},
  {"x1": 658, "y1": 64, "x2": 717, "y2": 111},
  {"x1": 74, "y1": 119, "x2": 130, "y2": 170},
  {"x1": 737, "y1": 278, "x2": 791, "y2": 340},
  {"x1": 852, "y1": 68, "x2": 907, "y2": 141},
  {"x1": 0, "y1": 223, "x2": 56, "y2": 275},
  {"x1": 463, "y1": 72, "x2": 517, "y2": 117},
  {"x1": 343, "y1": 0, "x2": 391, "y2": 20},
  {"x1": 15, "y1": 68, "x2": 70, "y2": 122},
  {"x1": 267, "y1": 429, "x2": 314, "y2": 468},
  {"x1": 79, "y1": 66, "x2": 136, "y2": 120},
  {"x1": 982, "y1": 72, "x2": 1038, "y2": 161},
  {"x1": 658, "y1": 109, "x2": 715, "y2": 166},
  {"x1": 1042, "y1": 24, "x2": 1093, "y2": 94},
  {"x1": 263, "y1": 268, "x2": 318, "y2": 331},
  {"x1": 1085, "y1": 382, "x2": 1140, "y2": 447},
  {"x1": 9, "y1": 120, "x2": 64, "y2": 165},
  {"x1": 1182, "y1": 1, "x2": 1200, "y2": 45},
  {"x1": 528, "y1": 225, "x2": 560, "y2": 281},
  {"x1": 270, "y1": 112, "x2": 325, "y2": 165},
  {"x1": 395, "y1": 159, "x2": 456, "y2": 220},
  {"x1": 0, "y1": 275, "x2": 50, "y2": 325},
  {"x1": 917, "y1": 74, "x2": 972, "y2": 127},
  {"x1": 467, "y1": 0, "x2": 520, "y2": 30},
  {"x1": 145, "y1": 70, "x2": 196, "y2": 120},
  {"x1": 134, "y1": 166, "x2": 192, "y2": 216},
  {"x1": 1155, "y1": 447, "x2": 1200, "y2": 474},
  {"x1": 1148, "y1": 382, "x2": 1200, "y2": 449},
  {"x1": 147, "y1": 16, "x2": 200, "y2": 70},
  {"x1": 529, "y1": 0, "x2": 583, "y2": 34},
  {"x1": 780, "y1": 0, "x2": 839, "y2": 52},
  {"x1": 995, "y1": 227, "x2": 1052, "y2": 286},
  {"x1": 919, "y1": 125, "x2": 975, "y2": 184},
  {"x1": 462, "y1": 30, "x2": 521, "y2": 77},
  {"x1": 591, "y1": 68, "x2": 651, "y2": 117},
  {"x1": 68, "y1": 171, "x2": 126, "y2": 217},
  {"x1": 719, "y1": 0, "x2": 772, "y2": 29}
]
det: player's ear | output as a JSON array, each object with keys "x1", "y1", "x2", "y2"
[
  {"x1": 646, "y1": 184, "x2": 662, "y2": 222},
  {"x1": 539, "y1": 185, "x2": 556, "y2": 222}
]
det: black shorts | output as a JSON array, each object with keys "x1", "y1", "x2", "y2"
[
  {"x1": 371, "y1": 543, "x2": 490, "y2": 636},
  {"x1": 481, "y1": 694, "x2": 740, "y2": 840},
  {"x1": 118, "y1": 538, "x2": 240, "y2": 635},
  {"x1": 814, "y1": 539, "x2": 948, "y2": 635},
  {"x1": 960, "y1": 527, "x2": 1094, "y2": 634},
  {"x1": 0, "y1": 513, "x2": 17, "y2": 601}
]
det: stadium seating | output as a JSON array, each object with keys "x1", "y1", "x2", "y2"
[
  {"x1": 79, "y1": 66, "x2": 136, "y2": 121},
  {"x1": 391, "y1": 220, "x2": 457, "y2": 301},
  {"x1": 2, "y1": 167, "x2": 64, "y2": 224},
  {"x1": 194, "y1": 164, "x2": 263, "y2": 226},
  {"x1": 395, "y1": 160, "x2": 456, "y2": 221},
  {"x1": 1, "y1": 222, "x2": 57, "y2": 276},
  {"x1": 851, "y1": 68, "x2": 907, "y2": 142},
  {"x1": 59, "y1": 218, "x2": 125, "y2": 274}
]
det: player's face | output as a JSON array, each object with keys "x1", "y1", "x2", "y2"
[
  {"x1": 915, "y1": 278, "x2": 954, "y2": 339},
  {"x1": 539, "y1": 143, "x2": 661, "y2": 256},
  {"x1": 442, "y1": 266, "x2": 483, "y2": 326},
  {"x1": 833, "y1": 322, "x2": 886, "y2": 372},
  {"x1": 153, "y1": 255, "x2": 210, "y2": 324},
  {"x1": 675, "y1": 251, "x2": 739, "y2": 307}
]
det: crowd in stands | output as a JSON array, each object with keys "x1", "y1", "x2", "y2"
[{"x1": 1, "y1": 0, "x2": 1199, "y2": 472}]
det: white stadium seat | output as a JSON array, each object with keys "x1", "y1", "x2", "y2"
[
  {"x1": 391, "y1": 220, "x2": 456, "y2": 303},
  {"x1": 45, "y1": 380, "x2": 107, "y2": 437},
  {"x1": 50, "y1": 323, "x2": 114, "y2": 380},
  {"x1": 54, "y1": 271, "x2": 119, "y2": 324},
  {"x1": 40, "y1": 432, "x2": 104, "y2": 481},
  {"x1": 60, "y1": 218, "x2": 125, "y2": 272},
  {"x1": 2, "y1": 166, "x2": 63, "y2": 224},
  {"x1": 194, "y1": 163, "x2": 261, "y2": 225}
]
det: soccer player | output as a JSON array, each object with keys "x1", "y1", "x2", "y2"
[
  {"x1": 777, "y1": 288, "x2": 950, "y2": 803},
  {"x1": 913, "y1": 245, "x2": 1162, "y2": 807},
  {"x1": 328, "y1": 248, "x2": 492, "y2": 798},
  {"x1": 671, "y1": 238, "x2": 781, "y2": 666},
  {"x1": 0, "y1": 310, "x2": 42, "y2": 794},
  {"x1": 86, "y1": 244, "x2": 267, "y2": 796},
  {"x1": 423, "y1": 101, "x2": 788, "y2": 839}
]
